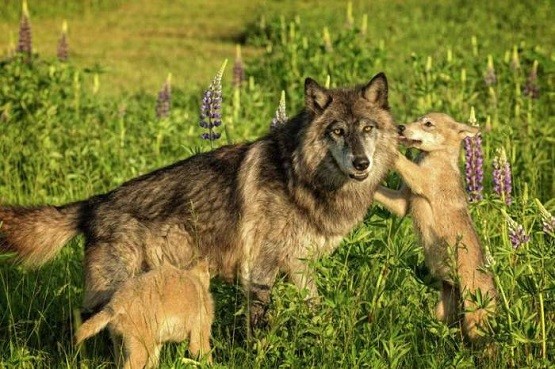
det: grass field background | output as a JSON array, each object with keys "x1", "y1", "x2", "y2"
[{"x1": 0, "y1": 0, "x2": 554, "y2": 368}]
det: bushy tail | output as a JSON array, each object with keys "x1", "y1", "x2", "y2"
[
  {"x1": 0, "y1": 201, "x2": 84, "y2": 268},
  {"x1": 75, "y1": 309, "x2": 114, "y2": 344}
]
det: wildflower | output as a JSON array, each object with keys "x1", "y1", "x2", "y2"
[
  {"x1": 270, "y1": 91, "x2": 288, "y2": 129},
  {"x1": 463, "y1": 108, "x2": 483, "y2": 202},
  {"x1": 155, "y1": 74, "x2": 172, "y2": 119},
  {"x1": 523, "y1": 60, "x2": 539, "y2": 99},
  {"x1": 57, "y1": 20, "x2": 69, "y2": 62},
  {"x1": 17, "y1": 0, "x2": 32, "y2": 58},
  {"x1": 360, "y1": 14, "x2": 368, "y2": 36},
  {"x1": 503, "y1": 210, "x2": 530, "y2": 249},
  {"x1": 484, "y1": 55, "x2": 496, "y2": 86},
  {"x1": 510, "y1": 45, "x2": 520, "y2": 70},
  {"x1": 346, "y1": 1, "x2": 354, "y2": 29},
  {"x1": 535, "y1": 199, "x2": 555, "y2": 237},
  {"x1": 323, "y1": 27, "x2": 333, "y2": 52},
  {"x1": 200, "y1": 61, "x2": 227, "y2": 144},
  {"x1": 232, "y1": 44, "x2": 245, "y2": 88},
  {"x1": 492, "y1": 148, "x2": 512, "y2": 205}
]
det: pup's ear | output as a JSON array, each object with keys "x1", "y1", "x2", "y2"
[
  {"x1": 457, "y1": 123, "x2": 480, "y2": 139},
  {"x1": 305, "y1": 77, "x2": 331, "y2": 114},
  {"x1": 362, "y1": 72, "x2": 389, "y2": 109}
]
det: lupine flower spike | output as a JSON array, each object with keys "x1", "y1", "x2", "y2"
[
  {"x1": 502, "y1": 210, "x2": 530, "y2": 249},
  {"x1": 492, "y1": 147, "x2": 512, "y2": 205},
  {"x1": 57, "y1": 20, "x2": 69, "y2": 62},
  {"x1": 17, "y1": 0, "x2": 32, "y2": 59},
  {"x1": 271, "y1": 91, "x2": 288, "y2": 129},
  {"x1": 463, "y1": 107, "x2": 484, "y2": 202},
  {"x1": 484, "y1": 55, "x2": 496, "y2": 86},
  {"x1": 346, "y1": 1, "x2": 354, "y2": 29},
  {"x1": 323, "y1": 27, "x2": 333, "y2": 52},
  {"x1": 200, "y1": 60, "x2": 227, "y2": 146},
  {"x1": 523, "y1": 60, "x2": 539, "y2": 99},
  {"x1": 535, "y1": 199, "x2": 555, "y2": 237},
  {"x1": 155, "y1": 73, "x2": 172, "y2": 119},
  {"x1": 232, "y1": 44, "x2": 245, "y2": 88},
  {"x1": 510, "y1": 45, "x2": 520, "y2": 70}
]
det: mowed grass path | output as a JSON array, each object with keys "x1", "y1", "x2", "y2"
[{"x1": 1, "y1": 0, "x2": 551, "y2": 95}]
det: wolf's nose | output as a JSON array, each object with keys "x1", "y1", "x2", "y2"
[
  {"x1": 397, "y1": 125, "x2": 406, "y2": 134},
  {"x1": 352, "y1": 157, "x2": 370, "y2": 171}
]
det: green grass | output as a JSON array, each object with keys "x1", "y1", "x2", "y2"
[{"x1": 1, "y1": 0, "x2": 554, "y2": 368}]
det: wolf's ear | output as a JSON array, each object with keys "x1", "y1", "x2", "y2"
[
  {"x1": 305, "y1": 77, "x2": 331, "y2": 114},
  {"x1": 363, "y1": 72, "x2": 389, "y2": 109},
  {"x1": 457, "y1": 123, "x2": 480, "y2": 139}
]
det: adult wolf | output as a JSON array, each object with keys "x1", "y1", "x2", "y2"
[{"x1": 0, "y1": 73, "x2": 397, "y2": 328}]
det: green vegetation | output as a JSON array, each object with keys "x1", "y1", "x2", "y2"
[{"x1": 1, "y1": 0, "x2": 553, "y2": 368}]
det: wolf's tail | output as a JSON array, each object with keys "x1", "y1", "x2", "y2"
[
  {"x1": 0, "y1": 201, "x2": 84, "y2": 268},
  {"x1": 75, "y1": 309, "x2": 114, "y2": 344}
]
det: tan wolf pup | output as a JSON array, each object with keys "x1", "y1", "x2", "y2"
[
  {"x1": 374, "y1": 112, "x2": 497, "y2": 342},
  {"x1": 75, "y1": 260, "x2": 214, "y2": 368}
]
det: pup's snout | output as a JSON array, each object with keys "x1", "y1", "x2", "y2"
[
  {"x1": 397, "y1": 125, "x2": 406, "y2": 134},
  {"x1": 352, "y1": 156, "x2": 370, "y2": 171}
]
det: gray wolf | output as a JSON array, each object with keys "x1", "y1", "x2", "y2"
[
  {"x1": 374, "y1": 112, "x2": 497, "y2": 341},
  {"x1": 0, "y1": 73, "x2": 398, "y2": 328},
  {"x1": 75, "y1": 259, "x2": 214, "y2": 368}
]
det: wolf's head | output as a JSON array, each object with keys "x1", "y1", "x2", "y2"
[
  {"x1": 398, "y1": 112, "x2": 479, "y2": 153},
  {"x1": 296, "y1": 73, "x2": 397, "y2": 189}
]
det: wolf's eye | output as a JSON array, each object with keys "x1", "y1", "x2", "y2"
[
  {"x1": 363, "y1": 125, "x2": 374, "y2": 133},
  {"x1": 332, "y1": 128, "x2": 345, "y2": 136},
  {"x1": 423, "y1": 120, "x2": 434, "y2": 127}
]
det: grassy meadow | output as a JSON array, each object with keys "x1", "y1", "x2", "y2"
[{"x1": 0, "y1": 0, "x2": 554, "y2": 368}]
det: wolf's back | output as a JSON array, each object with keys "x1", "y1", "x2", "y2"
[{"x1": 0, "y1": 202, "x2": 83, "y2": 267}]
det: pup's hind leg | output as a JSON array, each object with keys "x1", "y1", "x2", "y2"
[
  {"x1": 435, "y1": 281, "x2": 459, "y2": 324},
  {"x1": 189, "y1": 326, "x2": 212, "y2": 363},
  {"x1": 82, "y1": 241, "x2": 143, "y2": 313},
  {"x1": 122, "y1": 336, "x2": 151, "y2": 369}
]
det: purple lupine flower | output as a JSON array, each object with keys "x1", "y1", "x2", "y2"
[
  {"x1": 535, "y1": 199, "x2": 555, "y2": 237},
  {"x1": 492, "y1": 148, "x2": 512, "y2": 205},
  {"x1": 270, "y1": 91, "x2": 288, "y2": 129},
  {"x1": 232, "y1": 44, "x2": 245, "y2": 88},
  {"x1": 484, "y1": 55, "x2": 497, "y2": 86},
  {"x1": 523, "y1": 60, "x2": 539, "y2": 99},
  {"x1": 16, "y1": 1, "x2": 32, "y2": 58},
  {"x1": 57, "y1": 21, "x2": 69, "y2": 62},
  {"x1": 503, "y1": 210, "x2": 530, "y2": 249},
  {"x1": 200, "y1": 61, "x2": 227, "y2": 146},
  {"x1": 463, "y1": 108, "x2": 483, "y2": 202},
  {"x1": 155, "y1": 74, "x2": 172, "y2": 119}
]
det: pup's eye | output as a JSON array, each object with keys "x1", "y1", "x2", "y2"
[
  {"x1": 362, "y1": 125, "x2": 374, "y2": 133},
  {"x1": 332, "y1": 128, "x2": 345, "y2": 136},
  {"x1": 423, "y1": 120, "x2": 434, "y2": 127}
]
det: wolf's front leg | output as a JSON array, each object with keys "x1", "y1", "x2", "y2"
[
  {"x1": 285, "y1": 258, "x2": 319, "y2": 303},
  {"x1": 241, "y1": 261, "x2": 279, "y2": 330}
]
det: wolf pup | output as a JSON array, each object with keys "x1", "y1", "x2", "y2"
[
  {"x1": 374, "y1": 112, "x2": 497, "y2": 342},
  {"x1": 75, "y1": 260, "x2": 214, "y2": 368},
  {"x1": 0, "y1": 73, "x2": 398, "y2": 329}
]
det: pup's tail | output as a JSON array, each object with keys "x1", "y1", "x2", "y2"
[
  {"x1": 75, "y1": 309, "x2": 114, "y2": 344},
  {"x1": 0, "y1": 201, "x2": 84, "y2": 268}
]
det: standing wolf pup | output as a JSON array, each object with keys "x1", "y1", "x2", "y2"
[
  {"x1": 374, "y1": 112, "x2": 497, "y2": 342},
  {"x1": 76, "y1": 260, "x2": 214, "y2": 368},
  {"x1": 0, "y1": 73, "x2": 398, "y2": 328}
]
